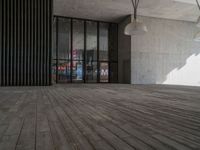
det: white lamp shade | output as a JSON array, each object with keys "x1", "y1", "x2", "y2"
[
  {"x1": 124, "y1": 20, "x2": 147, "y2": 35},
  {"x1": 194, "y1": 31, "x2": 200, "y2": 42},
  {"x1": 197, "y1": 16, "x2": 200, "y2": 28}
]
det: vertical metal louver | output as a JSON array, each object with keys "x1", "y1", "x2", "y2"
[{"x1": 0, "y1": 0, "x2": 53, "y2": 86}]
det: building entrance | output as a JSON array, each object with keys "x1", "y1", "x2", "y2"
[{"x1": 53, "y1": 16, "x2": 118, "y2": 83}]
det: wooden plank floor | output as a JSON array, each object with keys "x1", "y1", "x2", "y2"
[{"x1": 0, "y1": 84, "x2": 200, "y2": 150}]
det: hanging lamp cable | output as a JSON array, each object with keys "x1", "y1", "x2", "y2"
[
  {"x1": 196, "y1": 0, "x2": 200, "y2": 10},
  {"x1": 131, "y1": 0, "x2": 140, "y2": 20}
]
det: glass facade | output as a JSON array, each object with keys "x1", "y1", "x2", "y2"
[{"x1": 53, "y1": 16, "x2": 118, "y2": 83}]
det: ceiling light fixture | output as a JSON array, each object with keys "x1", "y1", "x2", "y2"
[{"x1": 124, "y1": 0, "x2": 147, "y2": 36}]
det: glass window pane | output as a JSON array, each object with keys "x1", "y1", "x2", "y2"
[
  {"x1": 72, "y1": 61, "x2": 84, "y2": 82},
  {"x1": 53, "y1": 18, "x2": 57, "y2": 59},
  {"x1": 99, "y1": 23, "x2": 109, "y2": 61},
  {"x1": 52, "y1": 59, "x2": 57, "y2": 83},
  {"x1": 57, "y1": 60, "x2": 71, "y2": 83},
  {"x1": 73, "y1": 20, "x2": 84, "y2": 61},
  {"x1": 86, "y1": 61, "x2": 97, "y2": 83},
  {"x1": 109, "y1": 24, "x2": 118, "y2": 61},
  {"x1": 100, "y1": 62, "x2": 109, "y2": 82},
  {"x1": 58, "y1": 18, "x2": 71, "y2": 60},
  {"x1": 86, "y1": 21, "x2": 97, "y2": 62},
  {"x1": 110, "y1": 63, "x2": 118, "y2": 83}
]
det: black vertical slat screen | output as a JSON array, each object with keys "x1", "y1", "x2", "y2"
[
  {"x1": 0, "y1": 0, "x2": 53, "y2": 86},
  {"x1": 0, "y1": 0, "x2": 2, "y2": 85}
]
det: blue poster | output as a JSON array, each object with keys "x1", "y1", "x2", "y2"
[{"x1": 77, "y1": 64, "x2": 83, "y2": 80}]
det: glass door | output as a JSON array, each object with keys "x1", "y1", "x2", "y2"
[{"x1": 100, "y1": 62, "x2": 109, "y2": 82}]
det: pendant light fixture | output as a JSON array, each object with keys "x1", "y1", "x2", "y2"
[
  {"x1": 124, "y1": 0, "x2": 147, "y2": 36},
  {"x1": 194, "y1": 0, "x2": 200, "y2": 41}
]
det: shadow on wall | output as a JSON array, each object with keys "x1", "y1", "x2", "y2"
[{"x1": 131, "y1": 16, "x2": 200, "y2": 86}]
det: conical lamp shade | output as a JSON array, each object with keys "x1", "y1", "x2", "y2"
[
  {"x1": 194, "y1": 31, "x2": 200, "y2": 42},
  {"x1": 124, "y1": 20, "x2": 147, "y2": 35}
]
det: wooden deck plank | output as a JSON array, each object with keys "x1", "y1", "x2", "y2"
[
  {"x1": 36, "y1": 88, "x2": 54, "y2": 150},
  {"x1": 0, "y1": 84, "x2": 200, "y2": 150}
]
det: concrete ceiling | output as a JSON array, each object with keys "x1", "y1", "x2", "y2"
[{"x1": 54, "y1": 0, "x2": 200, "y2": 23}]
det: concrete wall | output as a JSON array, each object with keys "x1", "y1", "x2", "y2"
[
  {"x1": 131, "y1": 16, "x2": 200, "y2": 86},
  {"x1": 118, "y1": 16, "x2": 131, "y2": 83}
]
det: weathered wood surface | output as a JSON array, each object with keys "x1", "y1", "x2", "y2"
[{"x1": 0, "y1": 84, "x2": 200, "y2": 150}]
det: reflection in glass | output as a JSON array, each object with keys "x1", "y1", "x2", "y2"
[
  {"x1": 73, "y1": 20, "x2": 84, "y2": 60},
  {"x1": 57, "y1": 60, "x2": 71, "y2": 83},
  {"x1": 86, "y1": 62, "x2": 97, "y2": 83},
  {"x1": 72, "y1": 61, "x2": 83, "y2": 82},
  {"x1": 99, "y1": 23, "x2": 109, "y2": 61},
  {"x1": 100, "y1": 62, "x2": 109, "y2": 82},
  {"x1": 86, "y1": 21, "x2": 97, "y2": 62},
  {"x1": 58, "y1": 18, "x2": 71, "y2": 60}
]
